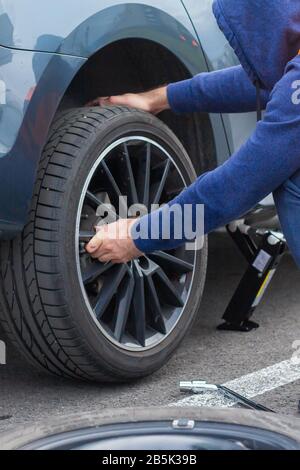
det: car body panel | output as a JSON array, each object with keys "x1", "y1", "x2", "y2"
[
  {"x1": 0, "y1": 0, "x2": 253, "y2": 237},
  {"x1": 0, "y1": 47, "x2": 85, "y2": 236},
  {"x1": 0, "y1": 0, "x2": 195, "y2": 54}
]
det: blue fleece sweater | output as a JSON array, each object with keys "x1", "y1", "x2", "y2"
[{"x1": 133, "y1": 0, "x2": 300, "y2": 253}]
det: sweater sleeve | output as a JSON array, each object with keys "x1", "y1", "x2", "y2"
[
  {"x1": 132, "y1": 59, "x2": 300, "y2": 253},
  {"x1": 167, "y1": 65, "x2": 270, "y2": 114}
]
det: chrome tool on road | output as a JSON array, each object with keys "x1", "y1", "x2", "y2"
[{"x1": 180, "y1": 381, "x2": 274, "y2": 412}]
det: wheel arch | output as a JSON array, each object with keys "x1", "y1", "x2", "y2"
[
  {"x1": 58, "y1": 37, "x2": 218, "y2": 177},
  {"x1": 48, "y1": 0, "x2": 220, "y2": 176}
]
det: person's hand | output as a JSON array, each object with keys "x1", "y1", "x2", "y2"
[
  {"x1": 86, "y1": 86, "x2": 169, "y2": 115},
  {"x1": 86, "y1": 219, "x2": 143, "y2": 264}
]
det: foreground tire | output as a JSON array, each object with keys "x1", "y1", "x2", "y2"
[
  {"x1": 1, "y1": 408, "x2": 300, "y2": 450},
  {"x1": 0, "y1": 106, "x2": 207, "y2": 382}
]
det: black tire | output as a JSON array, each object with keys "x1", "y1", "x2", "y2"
[
  {"x1": 1, "y1": 407, "x2": 300, "y2": 450},
  {"x1": 0, "y1": 106, "x2": 207, "y2": 382}
]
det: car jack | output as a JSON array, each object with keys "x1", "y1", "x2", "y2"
[{"x1": 218, "y1": 221, "x2": 287, "y2": 332}]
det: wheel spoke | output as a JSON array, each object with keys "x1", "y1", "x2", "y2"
[
  {"x1": 84, "y1": 191, "x2": 118, "y2": 221},
  {"x1": 145, "y1": 275, "x2": 166, "y2": 334},
  {"x1": 94, "y1": 265, "x2": 127, "y2": 319},
  {"x1": 143, "y1": 143, "x2": 151, "y2": 209},
  {"x1": 149, "y1": 251, "x2": 194, "y2": 274},
  {"x1": 123, "y1": 143, "x2": 138, "y2": 205},
  {"x1": 154, "y1": 267, "x2": 184, "y2": 307},
  {"x1": 113, "y1": 273, "x2": 135, "y2": 342},
  {"x1": 152, "y1": 160, "x2": 171, "y2": 205},
  {"x1": 132, "y1": 265, "x2": 146, "y2": 346},
  {"x1": 82, "y1": 261, "x2": 113, "y2": 285},
  {"x1": 101, "y1": 161, "x2": 122, "y2": 197},
  {"x1": 85, "y1": 190, "x2": 102, "y2": 209},
  {"x1": 101, "y1": 161, "x2": 127, "y2": 215}
]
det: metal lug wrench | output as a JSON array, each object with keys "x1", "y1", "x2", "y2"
[{"x1": 179, "y1": 381, "x2": 274, "y2": 412}]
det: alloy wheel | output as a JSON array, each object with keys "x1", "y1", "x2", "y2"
[{"x1": 76, "y1": 136, "x2": 196, "y2": 351}]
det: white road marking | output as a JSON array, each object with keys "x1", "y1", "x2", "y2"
[{"x1": 170, "y1": 359, "x2": 300, "y2": 408}]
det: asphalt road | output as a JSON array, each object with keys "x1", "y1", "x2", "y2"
[{"x1": 0, "y1": 231, "x2": 300, "y2": 433}]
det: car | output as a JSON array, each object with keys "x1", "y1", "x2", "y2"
[{"x1": 0, "y1": 0, "x2": 264, "y2": 382}]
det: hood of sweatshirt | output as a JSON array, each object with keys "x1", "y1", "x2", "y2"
[{"x1": 212, "y1": 0, "x2": 300, "y2": 90}]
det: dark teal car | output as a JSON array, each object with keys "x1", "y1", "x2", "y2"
[{"x1": 0, "y1": 1, "x2": 259, "y2": 382}]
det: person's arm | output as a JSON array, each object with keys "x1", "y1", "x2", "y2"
[
  {"x1": 88, "y1": 65, "x2": 270, "y2": 116},
  {"x1": 167, "y1": 65, "x2": 270, "y2": 114},
  {"x1": 133, "y1": 59, "x2": 300, "y2": 253}
]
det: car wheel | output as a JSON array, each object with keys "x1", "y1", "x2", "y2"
[{"x1": 0, "y1": 106, "x2": 207, "y2": 382}]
